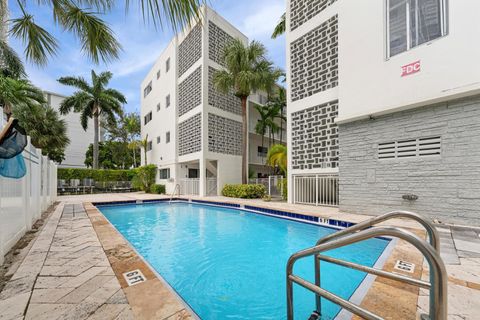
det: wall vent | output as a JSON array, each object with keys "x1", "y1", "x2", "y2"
[{"x1": 378, "y1": 137, "x2": 441, "y2": 160}]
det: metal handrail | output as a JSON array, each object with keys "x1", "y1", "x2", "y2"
[
  {"x1": 286, "y1": 227, "x2": 447, "y2": 320},
  {"x1": 169, "y1": 184, "x2": 180, "y2": 203},
  {"x1": 313, "y1": 210, "x2": 440, "y2": 314}
]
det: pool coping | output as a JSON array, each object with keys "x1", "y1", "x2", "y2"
[{"x1": 87, "y1": 197, "x2": 426, "y2": 319}]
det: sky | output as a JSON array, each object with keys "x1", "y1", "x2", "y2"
[{"x1": 8, "y1": 0, "x2": 286, "y2": 114}]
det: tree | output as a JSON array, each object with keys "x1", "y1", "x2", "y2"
[
  {"x1": 84, "y1": 141, "x2": 134, "y2": 169},
  {"x1": 0, "y1": 74, "x2": 45, "y2": 119},
  {"x1": 266, "y1": 86, "x2": 286, "y2": 143},
  {"x1": 266, "y1": 144, "x2": 287, "y2": 176},
  {"x1": 214, "y1": 39, "x2": 283, "y2": 183},
  {"x1": 58, "y1": 70, "x2": 126, "y2": 169},
  {"x1": 124, "y1": 112, "x2": 141, "y2": 166},
  {"x1": 271, "y1": 13, "x2": 286, "y2": 39},
  {"x1": 140, "y1": 134, "x2": 149, "y2": 166},
  {"x1": 0, "y1": 40, "x2": 25, "y2": 79},
  {"x1": 0, "y1": 0, "x2": 203, "y2": 66},
  {"x1": 13, "y1": 103, "x2": 70, "y2": 163}
]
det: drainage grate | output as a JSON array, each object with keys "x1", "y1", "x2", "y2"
[{"x1": 393, "y1": 260, "x2": 415, "y2": 273}]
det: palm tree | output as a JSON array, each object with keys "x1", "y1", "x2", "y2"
[
  {"x1": 0, "y1": 75, "x2": 45, "y2": 119},
  {"x1": 140, "y1": 134, "x2": 149, "y2": 166},
  {"x1": 266, "y1": 144, "x2": 287, "y2": 176},
  {"x1": 58, "y1": 70, "x2": 126, "y2": 169},
  {"x1": 267, "y1": 87, "x2": 286, "y2": 142},
  {"x1": 271, "y1": 13, "x2": 286, "y2": 39},
  {"x1": 0, "y1": 0, "x2": 203, "y2": 66},
  {"x1": 13, "y1": 103, "x2": 70, "y2": 163},
  {"x1": 0, "y1": 40, "x2": 25, "y2": 79},
  {"x1": 254, "y1": 104, "x2": 270, "y2": 162},
  {"x1": 124, "y1": 112, "x2": 141, "y2": 166},
  {"x1": 214, "y1": 39, "x2": 283, "y2": 183}
]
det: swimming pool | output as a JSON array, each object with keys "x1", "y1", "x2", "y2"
[{"x1": 98, "y1": 201, "x2": 389, "y2": 320}]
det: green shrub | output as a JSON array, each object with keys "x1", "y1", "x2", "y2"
[
  {"x1": 58, "y1": 168, "x2": 136, "y2": 182},
  {"x1": 150, "y1": 184, "x2": 166, "y2": 194},
  {"x1": 132, "y1": 165, "x2": 157, "y2": 192},
  {"x1": 222, "y1": 184, "x2": 266, "y2": 199}
]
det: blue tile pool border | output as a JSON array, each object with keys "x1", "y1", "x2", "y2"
[{"x1": 91, "y1": 198, "x2": 387, "y2": 238}]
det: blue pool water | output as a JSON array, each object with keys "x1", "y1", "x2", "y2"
[{"x1": 99, "y1": 202, "x2": 389, "y2": 320}]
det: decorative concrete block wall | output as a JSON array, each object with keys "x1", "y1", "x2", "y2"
[
  {"x1": 339, "y1": 96, "x2": 480, "y2": 225},
  {"x1": 290, "y1": 0, "x2": 338, "y2": 31},
  {"x1": 179, "y1": 66, "x2": 202, "y2": 117},
  {"x1": 290, "y1": 15, "x2": 338, "y2": 102},
  {"x1": 208, "y1": 113, "x2": 242, "y2": 155},
  {"x1": 208, "y1": 21, "x2": 234, "y2": 67},
  {"x1": 178, "y1": 24, "x2": 202, "y2": 77},
  {"x1": 208, "y1": 67, "x2": 242, "y2": 115},
  {"x1": 291, "y1": 100, "x2": 338, "y2": 170},
  {"x1": 178, "y1": 113, "x2": 202, "y2": 156}
]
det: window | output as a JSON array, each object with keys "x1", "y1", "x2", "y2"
[
  {"x1": 166, "y1": 94, "x2": 171, "y2": 108},
  {"x1": 157, "y1": 103, "x2": 161, "y2": 111},
  {"x1": 144, "y1": 111, "x2": 152, "y2": 125},
  {"x1": 143, "y1": 81, "x2": 152, "y2": 97},
  {"x1": 166, "y1": 58, "x2": 170, "y2": 72},
  {"x1": 257, "y1": 146, "x2": 268, "y2": 157},
  {"x1": 387, "y1": 0, "x2": 447, "y2": 57},
  {"x1": 159, "y1": 168, "x2": 170, "y2": 179},
  {"x1": 147, "y1": 141, "x2": 153, "y2": 151},
  {"x1": 166, "y1": 131, "x2": 171, "y2": 143},
  {"x1": 157, "y1": 70, "x2": 161, "y2": 79},
  {"x1": 378, "y1": 136, "x2": 441, "y2": 160},
  {"x1": 157, "y1": 136, "x2": 161, "y2": 144}
]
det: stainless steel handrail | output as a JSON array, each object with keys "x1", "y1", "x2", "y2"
[
  {"x1": 169, "y1": 184, "x2": 180, "y2": 203},
  {"x1": 314, "y1": 210, "x2": 440, "y2": 314},
  {"x1": 286, "y1": 226, "x2": 447, "y2": 320}
]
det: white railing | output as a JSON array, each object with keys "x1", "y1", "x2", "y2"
[
  {"x1": 206, "y1": 177, "x2": 217, "y2": 196},
  {"x1": 293, "y1": 174, "x2": 339, "y2": 207},
  {"x1": 250, "y1": 176, "x2": 285, "y2": 198},
  {"x1": 180, "y1": 178, "x2": 200, "y2": 195},
  {"x1": 0, "y1": 138, "x2": 57, "y2": 265}
]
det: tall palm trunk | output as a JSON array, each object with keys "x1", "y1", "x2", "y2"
[
  {"x1": 132, "y1": 148, "x2": 137, "y2": 167},
  {"x1": 0, "y1": 0, "x2": 8, "y2": 42},
  {"x1": 241, "y1": 97, "x2": 248, "y2": 184},
  {"x1": 93, "y1": 113, "x2": 99, "y2": 169}
]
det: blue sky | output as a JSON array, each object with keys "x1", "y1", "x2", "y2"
[{"x1": 8, "y1": 0, "x2": 286, "y2": 114}]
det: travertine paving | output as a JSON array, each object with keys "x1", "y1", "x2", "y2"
[{"x1": 0, "y1": 203, "x2": 133, "y2": 320}]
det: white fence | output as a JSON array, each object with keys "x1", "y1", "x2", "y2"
[
  {"x1": 250, "y1": 176, "x2": 285, "y2": 198},
  {"x1": 293, "y1": 174, "x2": 339, "y2": 207},
  {"x1": 180, "y1": 178, "x2": 200, "y2": 195},
  {"x1": 0, "y1": 138, "x2": 57, "y2": 265}
]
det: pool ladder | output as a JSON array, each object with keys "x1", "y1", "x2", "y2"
[
  {"x1": 169, "y1": 184, "x2": 180, "y2": 204},
  {"x1": 286, "y1": 211, "x2": 447, "y2": 320}
]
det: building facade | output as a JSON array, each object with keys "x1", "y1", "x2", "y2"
[
  {"x1": 45, "y1": 91, "x2": 96, "y2": 168},
  {"x1": 286, "y1": 0, "x2": 480, "y2": 224},
  {"x1": 140, "y1": 6, "x2": 284, "y2": 196}
]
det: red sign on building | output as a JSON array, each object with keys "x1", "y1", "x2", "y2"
[{"x1": 401, "y1": 60, "x2": 421, "y2": 77}]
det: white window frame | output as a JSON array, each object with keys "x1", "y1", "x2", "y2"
[
  {"x1": 166, "y1": 131, "x2": 171, "y2": 143},
  {"x1": 386, "y1": 0, "x2": 448, "y2": 58},
  {"x1": 166, "y1": 58, "x2": 170, "y2": 72},
  {"x1": 159, "y1": 168, "x2": 170, "y2": 179}
]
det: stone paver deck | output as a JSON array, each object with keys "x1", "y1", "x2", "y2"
[
  {"x1": 0, "y1": 202, "x2": 133, "y2": 320},
  {"x1": 1, "y1": 192, "x2": 479, "y2": 319}
]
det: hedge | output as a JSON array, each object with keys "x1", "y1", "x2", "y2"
[
  {"x1": 150, "y1": 184, "x2": 166, "y2": 194},
  {"x1": 58, "y1": 168, "x2": 136, "y2": 182},
  {"x1": 222, "y1": 184, "x2": 266, "y2": 199}
]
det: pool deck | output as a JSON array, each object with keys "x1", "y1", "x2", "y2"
[{"x1": 0, "y1": 192, "x2": 479, "y2": 319}]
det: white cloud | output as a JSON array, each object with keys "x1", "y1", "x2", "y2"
[{"x1": 239, "y1": 0, "x2": 285, "y2": 41}]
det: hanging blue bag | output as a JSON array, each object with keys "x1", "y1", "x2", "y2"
[{"x1": 0, "y1": 153, "x2": 26, "y2": 178}]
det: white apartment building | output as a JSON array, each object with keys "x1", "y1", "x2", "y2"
[
  {"x1": 45, "y1": 91, "x2": 96, "y2": 168},
  {"x1": 141, "y1": 6, "x2": 285, "y2": 196},
  {"x1": 286, "y1": 0, "x2": 480, "y2": 225}
]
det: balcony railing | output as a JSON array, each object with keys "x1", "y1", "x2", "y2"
[{"x1": 293, "y1": 174, "x2": 339, "y2": 207}]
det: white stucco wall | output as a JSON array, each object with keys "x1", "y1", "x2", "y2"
[{"x1": 46, "y1": 92, "x2": 95, "y2": 168}]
